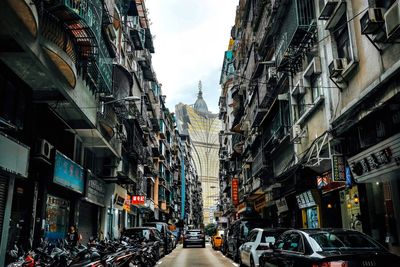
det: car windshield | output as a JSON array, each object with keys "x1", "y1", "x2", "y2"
[
  {"x1": 124, "y1": 229, "x2": 153, "y2": 240},
  {"x1": 309, "y1": 232, "x2": 384, "y2": 251},
  {"x1": 145, "y1": 223, "x2": 163, "y2": 233}
]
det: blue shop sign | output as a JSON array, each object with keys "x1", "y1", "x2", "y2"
[{"x1": 54, "y1": 151, "x2": 84, "y2": 194}]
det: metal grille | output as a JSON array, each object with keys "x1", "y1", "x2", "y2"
[{"x1": 0, "y1": 175, "x2": 8, "y2": 237}]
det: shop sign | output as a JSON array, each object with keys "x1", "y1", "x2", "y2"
[
  {"x1": 131, "y1": 195, "x2": 146, "y2": 205},
  {"x1": 54, "y1": 151, "x2": 84, "y2": 194},
  {"x1": 232, "y1": 177, "x2": 239, "y2": 206},
  {"x1": 347, "y1": 133, "x2": 400, "y2": 183},
  {"x1": 296, "y1": 190, "x2": 316, "y2": 209},
  {"x1": 275, "y1": 197, "x2": 288, "y2": 214},
  {"x1": 332, "y1": 154, "x2": 346, "y2": 181},
  {"x1": 0, "y1": 133, "x2": 29, "y2": 178},
  {"x1": 123, "y1": 195, "x2": 131, "y2": 212},
  {"x1": 85, "y1": 171, "x2": 105, "y2": 207},
  {"x1": 254, "y1": 194, "x2": 267, "y2": 211},
  {"x1": 113, "y1": 184, "x2": 127, "y2": 210}
]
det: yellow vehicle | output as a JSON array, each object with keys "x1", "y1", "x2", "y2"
[{"x1": 211, "y1": 230, "x2": 224, "y2": 250}]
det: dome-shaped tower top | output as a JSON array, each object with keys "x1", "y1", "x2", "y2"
[{"x1": 193, "y1": 80, "x2": 209, "y2": 113}]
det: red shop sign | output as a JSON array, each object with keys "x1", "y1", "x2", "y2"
[
  {"x1": 131, "y1": 195, "x2": 146, "y2": 205},
  {"x1": 232, "y1": 178, "x2": 239, "y2": 206}
]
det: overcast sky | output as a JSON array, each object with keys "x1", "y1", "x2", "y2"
[{"x1": 145, "y1": 0, "x2": 238, "y2": 113}]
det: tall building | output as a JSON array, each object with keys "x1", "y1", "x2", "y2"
[
  {"x1": 218, "y1": 0, "x2": 400, "y2": 255},
  {"x1": 176, "y1": 82, "x2": 221, "y2": 225}
]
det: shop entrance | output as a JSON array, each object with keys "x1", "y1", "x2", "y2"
[{"x1": 44, "y1": 195, "x2": 70, "y2": 241}]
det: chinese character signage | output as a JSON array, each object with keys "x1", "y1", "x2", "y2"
[
  {"x1": 296, "y1": 190, "x2": 316, "y2": 209},
  {"x1": 54, "y1": 151, "x2": 84, "y2": 194},
  {"x1": 85, "y1": 171, "x2": 106, "y2": 207},
  {"x1": 232, "y1": 177, "x2": 239, "y2": 206},
  {"x1": 131, "y1": 195, "x2": 146, "y2": 205},
  {"x1": 347, "y1": 133, "x2": 400, "y2": 183},
  {"x1": 123, "y1": 196, "x2": 131, "y2": 212},
  {"x1": 332, "y1": 154, "x2": 346, "y2": 181}
]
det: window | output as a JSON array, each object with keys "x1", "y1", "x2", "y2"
[
  {"x1": 276, "y1": 232, "x2": 304, "y2": 253},
  {"x1": 247, "y1": 231, "x2": 258, "y2": 242},
  {"x1": 333, "y1": 13, "x2": 351, "y2": 61},
  {"x1": 295, "y1": 94, "x2": 306, "y2": 119},
  {"x1": 311, "y1": 76, "x2": 323, "y2": 103}
]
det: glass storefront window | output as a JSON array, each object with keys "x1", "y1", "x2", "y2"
[
  {"x1": 44, "y1": 195, "x2": 70, "y2": 241},
  {"x1": 306, "y1": 207, "x2": 319, "y2": 229}
]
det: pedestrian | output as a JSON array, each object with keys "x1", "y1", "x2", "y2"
[{"x1": 66, "y1": 225, "x2": 80, "y2": 246}]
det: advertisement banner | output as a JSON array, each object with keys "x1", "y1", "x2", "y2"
[
  {"x1": 231, "y1": 177, "x2": 239, "y2": 206},
  {"x1": 123, "y1": 195, "x2": 131, "y2": 212},
  {"x1": 131, "y1": 195, "x2": 146, "y2": 205},
  {"x1": 54, "y1": 151, "x2": 84, "y2": 194}
]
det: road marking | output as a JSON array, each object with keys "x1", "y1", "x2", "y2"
[
  {"x1": 231, "y1": 263, "x2": 239, "y2": 267},
  {"x1": 157, "y1": 261, "x2": 163, "y2": 265}
]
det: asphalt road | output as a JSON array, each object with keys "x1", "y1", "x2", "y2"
[{"x1": 156, "y1": 243, "x2": 239, "y2": 267}]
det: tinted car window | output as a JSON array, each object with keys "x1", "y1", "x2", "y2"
[
  {"x1": 124, "y1": 229, "x2": 154, "y2": 240},
  {"x1": 309, "y1": 232, "x2": 384, "y2": 251},
  {"x1": 276, "y1": 233, "x2": 303, "y2": 252}
]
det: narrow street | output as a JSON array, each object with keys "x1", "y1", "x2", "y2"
[{"x1": 157, "y1": 243, "x2": 238, "y2": 267}]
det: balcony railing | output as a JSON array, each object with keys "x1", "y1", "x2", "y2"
[{"x1": 275, "y1": 0, "x2": 316, "y2": 73}]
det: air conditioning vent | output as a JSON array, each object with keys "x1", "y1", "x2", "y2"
[
  {"x1": 34, "y1": 139, "x2": 53, "y2": 163},
  {"x1": 328, "y1": 58, "x2": 347, "y2": 78},
  {"x1": 385, "y1": 2, "x2": 400, "y2": 39},
  {"x1": 360, "y1": 8, "x2": 385, "y2": 35}
]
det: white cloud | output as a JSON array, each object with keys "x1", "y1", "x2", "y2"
[{"x1": 145, "y1": 0, "x2": 237, "y2": 113}]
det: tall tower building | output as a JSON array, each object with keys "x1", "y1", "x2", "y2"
[{"x1": 175, "y1": 81, "x2": 221, "y2": 225}]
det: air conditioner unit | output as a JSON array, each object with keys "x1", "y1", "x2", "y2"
[
  {"x1": 360, "y1": 8, "x2": 385, "y2": 35},
  {"x1": 267, "y1": 67, "x2": 277, "y2": 83},
  {"x1": 34, "y1": 139, "x2": 53, "y2": 163},
  {"x1": 385, "y1": 2, "x2": 400, "y2": 39},
  {"x1": 328, "y1": 58, "x2": 347, "y2": 78}
]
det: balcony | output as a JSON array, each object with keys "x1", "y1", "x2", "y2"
[
  {"x1": 44, "y1": 0, "x2": 101, "y2": 58},
  {"x1": 128, "y1": 16, "x2": 145, "y2": 50},
  {"x1": 159, "y1": 141, "x2": 166, "y2": 161},
  {"x1": 275, "y1": 0, "x2": 317, "y2": 73},
  {"x1": 40, "y1": 11, "x2": 77, "y2": 88},
  {"x1": 159, "y1": 119, "x2": 166, "y2": 139},
  {"x1": 252, "y1": 150, "x2": 267, "y2": 177}
]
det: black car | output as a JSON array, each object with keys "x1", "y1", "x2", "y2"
[
  {"x1": 143, "y1": 222, "x2": 171, "y2": 254},
  {"x1": 123, "y1": 227, "x2": 165, "y2": 259},
  {"x1": 260, "y1": 229, "x2": 400, "y2": 267},
  {"x1": 226, "y1": 218, "x2": 270, "y2": 262},
  {"x1": 183, "y1": 229, "x2": 206, "y2": 248}
]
